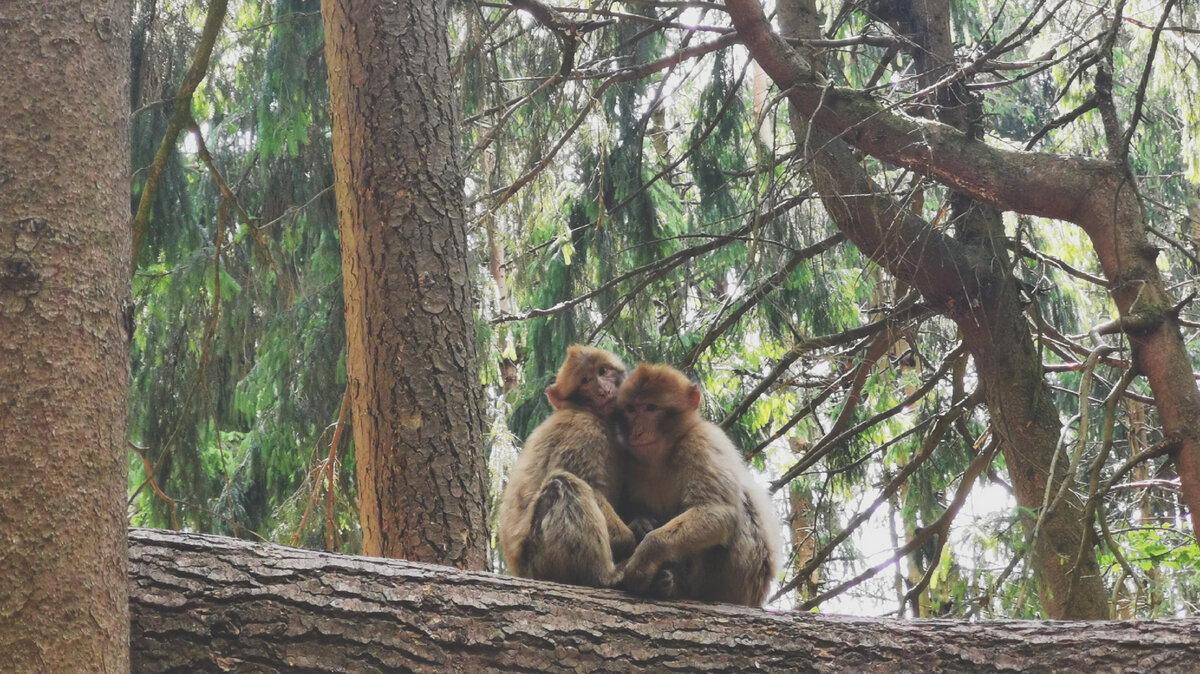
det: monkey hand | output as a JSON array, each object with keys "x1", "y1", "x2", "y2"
[
  {"x1": 647, "y1": 564, "x2": 685, "y2": 600},
  {"x1": 620, "y1": 537, "x2": 667, "y2": 595},
  {"x1": 628, "y1": 515, "x2": 659, "y2": 542}
]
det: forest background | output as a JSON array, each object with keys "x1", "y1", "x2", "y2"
[{"x1": 124, "y1": 0, "x2": 1200, "y2": 620}]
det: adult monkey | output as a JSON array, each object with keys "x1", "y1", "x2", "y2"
[
  {"x1": 618, "y1": 363, "x2": 780, "y2": 606},
  {"x1": 498, "y1": 345, "x2": 636, "y2": 587}
]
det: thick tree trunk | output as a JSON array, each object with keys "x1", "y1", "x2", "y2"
[
  {"x1": 0, "y1": 1, "x2": 132, "y2": 666},
  {"x1": 0, "y1": 1, "x2": 131, "y2": 671},
  {"x1": 323, "y1": 0, "x2": 490, "y2": 567},
  {"x1": 129, "y1": 529, "x2": 1200, "y2": 673}
]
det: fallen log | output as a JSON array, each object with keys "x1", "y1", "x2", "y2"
[{"x1": 129, "y1": 528, "x2": 1200, "y2": 672}]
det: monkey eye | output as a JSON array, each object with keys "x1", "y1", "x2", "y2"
[
  {"x1": 598, "y1": 366, "x2": 609, "y2": 376},
  {"x1": 645, "y1": 403, "x2": 658, "y2": 412},
  {"x1": 580, "y1": 376, "x2": 591, "y2": 384}
]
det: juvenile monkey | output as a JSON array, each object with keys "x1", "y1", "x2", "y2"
[
  {"x1": 618, "y1": 363, "x2": 781, "y2": 606},
  {"x1": 498, "y1": 345, "x2": 636, "y2": 587}
]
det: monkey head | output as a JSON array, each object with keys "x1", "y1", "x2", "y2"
[
  {"x1": 617, "y1": 363, "x2": 702, "y2": 460},
  {"x1": 545, "y1": 345, "x2": 627, "y2": 416}
]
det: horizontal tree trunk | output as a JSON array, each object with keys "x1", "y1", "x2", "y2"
[{"x1": 130, "y1": 528, "x2": 1200, "y2": 673}]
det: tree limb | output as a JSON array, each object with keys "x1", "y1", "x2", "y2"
[
  {"x1": 130, "y1": 0, "x2": 229, "y2": 275},
  {"x1": 723, "y1": 0, "x2": 1126, "y2": 229},
  {"x1": 130, "y1": 528, "x2": 1200, "y2": 673}
]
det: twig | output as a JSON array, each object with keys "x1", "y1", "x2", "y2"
[
  {"x1": 508, "y1": 0, "x2": 612, "y2": 76},
  {"x1": 770, "y1": 344, "x2": 968, "y2": 489},
  {"x1": 720, "y1": 297, "x2": 928, "y2": 427},
  {"x1": 128, "y1": 442, "x2": 179, "y2": 530},
  {"x1": 325, "y1": 387, "x2": 351, "y2": 551},
  {"x1": 798, "y1": 433, "x2": 1001, "y2": 611},
  {"x1": 1121, "y1": 0, "x2": 1178, "y2": 160},
  {"x1": 679, "y1": 234, "x2": 845, "y2": 369},
  {"x1": 772, "y1": 392, "x2": 979, "y2": 601}
]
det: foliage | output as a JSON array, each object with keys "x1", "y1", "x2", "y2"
[
  {"x1": 129, "y1": 0, "x2": 1200, "y2": 617},
  {"x1": 128, "y1": 0, "x2": 352, "y2": 549}
]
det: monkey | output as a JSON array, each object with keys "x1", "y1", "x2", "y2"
[
  {"x1": 498, "y1": 345, "x2": 636, "y2": 588},
  {"x1": 617, "y1": 363, "x2": 781, "y2": 607}
]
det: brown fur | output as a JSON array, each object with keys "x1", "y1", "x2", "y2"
[
  {"x1": 618, "y1": 363, "x2": 781, "y2": 606},
  {"x1": 498, "y1": 346, "x2": 635, "y2": 587}
]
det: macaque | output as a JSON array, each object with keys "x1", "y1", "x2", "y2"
[
  {"x1": 498, "y1": 345, "x2": 636, "y2": 587},
  {"x1": 618, "y1": 363, "x2": 781, "y2": 606}
]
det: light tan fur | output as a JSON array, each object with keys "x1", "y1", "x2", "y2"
[
  {"x1": 498, "y1": 346, "x2": 635, "y2": 587},
  {"x1": 618, "y1": 363, "x2": 781, "y2": 606}
]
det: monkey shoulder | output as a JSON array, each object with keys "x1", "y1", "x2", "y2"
[
  {"x1": 679, "y1": 420, "x2": 740, "y2": 458},
  {"x1": 543, "y1": 408, "x2": 610, "y2": 437},
  {"x1": 679, "y1": 420, "x2": 745, "y2": 468},
  {"x1": 670, "y1": 421, "x2": 748, "y2": 507},
  {"x1": 523, "y1": 410, "x2": 610, "y2": 453}
]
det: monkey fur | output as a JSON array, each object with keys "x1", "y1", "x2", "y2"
[
  {"x1": 498, "y1": 345, "x2": 636, "y2": 587},
  {"x1": 617, "y1": 363, "x2": 781, "y2": 606}
]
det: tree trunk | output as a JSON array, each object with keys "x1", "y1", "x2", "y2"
[
  {"x1": 0, "y1": 1, "x2": 131, "y2": 670},
  {"x1": 773, "y1": 0, "x2": 1108, "y2": 618},
  {"x1": 323, "y1": 0, "x2": 490, "y2": 568},
  {"x1": 129, "y1": 528, "x2": 1200, "y2": 673}
]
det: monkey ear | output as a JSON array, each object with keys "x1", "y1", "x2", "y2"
[
  {"x1": 686, "y1": 384, "x2": 701, "y2": 410},
  {"x1": 546, "y1": 385, "x2": 568, "y2": 410}
]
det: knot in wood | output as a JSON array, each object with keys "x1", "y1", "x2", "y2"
[{"x1": 1, "y1": 256, "x2": 39, "y2": 293}]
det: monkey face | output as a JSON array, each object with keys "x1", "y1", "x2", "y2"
[
  {"x1": 546, "y1": 345, "x2": 627, "y2": 416},
  {"x1": 618, "y1": 363, "x2": 703, "y2": 460},
  {"x1": 576, "y1": 362, "x2": 623, "y2": 413},
  {"x1": 623, "y1": 400, "x2": 671, "y2": 458}
]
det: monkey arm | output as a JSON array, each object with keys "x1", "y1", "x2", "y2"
[
  {"x1": 595, "y1": 494, "x2": 636, "y2": 560},
  {"x1": 620, "y1": 504, "x2": 738, "y2": 593}
]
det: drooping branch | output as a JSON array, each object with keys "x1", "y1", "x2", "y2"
[
  {"x1": 720, "y1": 297, "x2": 931, "y2": 428},
  {"x1": 679, "y1": 233, "x2": 845, "y2": 369},
  {"x1": 130, "y1": 0, "x2": 229, "y2": 275},
  {"x1": 1121, "y1": 0, "x2": 1178, "y2": 159},
  {"x1": 796, "y1": 435, "x2": 1002, "y2": 611},
  {"x1": 508, "y1": 0, "x2": 612, "y2": 76},
  {"x1": 493, "y1": 196, "x2": 806, "y2": 325},
  {"x1": 770, "y1": 344, "x2": 968, "y2": 487},
  {"x1": 774, "y1": 391, "x2": 980, "y2": 601}
]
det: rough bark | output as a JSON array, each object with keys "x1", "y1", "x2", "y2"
[
  {"x1": 129, "y1": 529, "x2": 1200, "y2": 673},
  {"x1": 323, "y1": 0, "x2": 490, "y2": 567},
  {"x1": 0, "y1": 1, "x2": 131, "y2": 670},
  {"x1": 775, "y1": 0, "x2": 1107, "y2": 618}
]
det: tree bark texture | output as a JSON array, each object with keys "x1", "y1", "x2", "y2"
[
  {"x1": 128, "y1": 529, "x2": 1200, "y2": 673},
  {"x1": 0, "y1": 1, "x2": 131, "y2": 671},
  {"x1": 724, "y1": 0, "x2": 1200, "y2": 537},
  {"x1": 775, "y1": 0, "x2": 1107, "y2": 618},
  {"x1": 322, "y1": 0, "x2": 490, "y2": 567}
]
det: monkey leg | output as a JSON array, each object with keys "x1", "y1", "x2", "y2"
[{"x1": 524, "y1": 470, "x2": 622, "y2": 588}]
